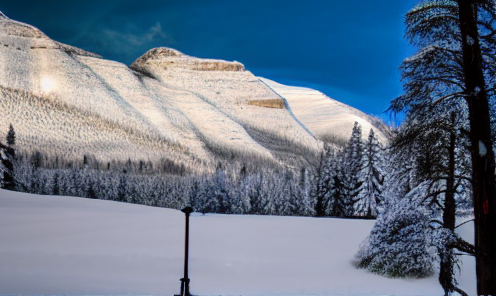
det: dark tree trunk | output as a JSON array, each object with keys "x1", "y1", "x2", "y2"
[
  {"x1": 457, "y1": 1, "x2": 496, "y2": 294},
  {"x1": 439, "y1": 113, "x2": 457, "y2": 295}
]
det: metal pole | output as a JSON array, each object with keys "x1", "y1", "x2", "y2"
[{"x1": 180, "y1": 207, "x2": 193, "y2": 296}]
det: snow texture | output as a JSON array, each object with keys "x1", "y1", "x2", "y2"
[
  {"x1": 259, "y1": 78, "x2": 390, "y2": 145},
  {"x1": 0, "y1": 189, "x2": 476, "y2": 295}
]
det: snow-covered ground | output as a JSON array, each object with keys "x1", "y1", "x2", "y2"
[{"x1": 0, "y1": 189, "x2": 476, "y2": 295}]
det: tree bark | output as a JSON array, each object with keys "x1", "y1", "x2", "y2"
[
  {"x1": 457, "y1": 1, "x2": 496, "y2": 294},
  {"x1": 439, "y1": 113, "x2": 457, "y2": 295}
]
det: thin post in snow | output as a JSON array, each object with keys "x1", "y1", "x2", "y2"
[{"x1": 180, "y1": 206, "x2": 193, "y2": 296}]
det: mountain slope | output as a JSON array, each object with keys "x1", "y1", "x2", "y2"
[
  {"x1": 0, "y1": 12, "x2": 389, "y2": 172},
  {"x1": 260, "y1": 78, "x2": 391, "y2": 145}
]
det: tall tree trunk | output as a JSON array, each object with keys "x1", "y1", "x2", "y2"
[
  {"x1": 440, "y1": 113, "x2": 457, "y2": 295},
  {"x1": 457, "y1": 1, "x2": 496, "y2": 294}
]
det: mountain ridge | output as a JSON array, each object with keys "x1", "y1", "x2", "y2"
[{"x1": 0, "y1": 11, "x2": 389, "y2": 173}]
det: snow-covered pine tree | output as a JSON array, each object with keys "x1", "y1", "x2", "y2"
[
  {"x1": 52, "y1": 172, "x2": 60, "y2": 195},
  {"x1": 0, "y1": 143, "x2": 8, "y2": 188},
  {"x1": 116, "y1": 173, "x2": 127, "y2": 202},
  {"x1": 354, "y1": 129, "x2": 385, "y2": 218},
  {"x1": 354, "y1": 192, "x2": 436, "y2": 278},
  {"x1": 337, "y1": 122, "x2": 365, "y2": 217},
  {"x1": 312, "y1": 144, "x2": 335, "y2": 217},
  {"x1": 0, "y1": 124, "x2": 16, "y2": 190},
  {"x1": 391, "y1": 1, "x2": 496, "y2": 293},
  {"x1": 392, "y1": 106, "x2": 474, "y2": 296},
  {"x1": 6, "y1": 124, "x2": 15, "y2": 147},
  {"x1": 212, "y1": 165, "x2": 230, "y2": 213}
]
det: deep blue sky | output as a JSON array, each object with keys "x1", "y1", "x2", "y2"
[{"x1": 1, "y1": 0, "x2": 418, "y2": 124}]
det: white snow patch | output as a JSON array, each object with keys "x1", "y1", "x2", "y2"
[
  {"x1": 0, "y1": 189, "x2": 476, "y2": 295},
  {"x1": 479, "y1": 140, "x2": 487, "y2": 157},
  {"x1": 40, "y1": 76, "x2": 56, "y2": 92}
]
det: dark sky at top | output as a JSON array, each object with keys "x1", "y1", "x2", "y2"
[{"x1": 1, "y1": 0, "x2": 418, "y2": 124}]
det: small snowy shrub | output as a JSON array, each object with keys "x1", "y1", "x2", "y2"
[{"x1": 354, "y1": 197, "x2": 435, "y2": 278}]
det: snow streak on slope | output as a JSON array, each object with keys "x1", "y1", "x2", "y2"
[
  {"x1": 0, "y1": 189, "x2": 476, "y2": 295},
  {"x1": 131, "y1": 48, "x2": 321, "y2": 166},
  {"x1": 259, "y1": 78, "x2": 391, "y2": 145}
]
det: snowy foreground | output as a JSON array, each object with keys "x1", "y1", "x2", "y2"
[{"x1": 0, "y1": 189, "x2": 475, "y2": 296}]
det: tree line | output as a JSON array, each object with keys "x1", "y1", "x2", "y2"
[{"x1": 1, "y1": 122, "x2": 386, "y2": 219}]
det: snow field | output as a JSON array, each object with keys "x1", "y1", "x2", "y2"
[{"x1": 0, "y1": 189, "x2": 476, "y2": 295}]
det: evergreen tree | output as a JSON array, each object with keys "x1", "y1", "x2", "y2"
[
  {"x1": 117, "y1": 173, "x2": 127, "y2": 202},
  {"x1": 354, "y1": 129, "x2": 385, "y2": 218},
  {"x1": 87, "y1": 181, "x2": 97, "y2": 199},
  {"x1": 328, "y1": 164, "x2": 350, "y2": 217},
  {"x1": 391, "y1": 1, "x2": 496, "y2": 293},
  {"x1": 312, "y1": 144, "x2": 337, "y2": 217},
  {"x1": 392, "y1": 108, "x2": 474, "y2": 296},
  {"x1": 52, "y1": 173, "x2": 60, "y2": 195},
  {"x1": 6, "y1": 124, "x2": 15, "y2": 147},
  {"x1": 336, "y1": 122, "x2": 365, "y2": 217},
  {"x1": 212, "y1": 165, "x2": 230, "y2": 213},
  {"x1": 0, "y1": 127, "x2": 16, "y2": 190},
  {"x1": 0, "y1": 143, "x2": 11, "y2": 189},
  {"x1": 354, "y1": 195, "x2": 436, "y2": 278}
]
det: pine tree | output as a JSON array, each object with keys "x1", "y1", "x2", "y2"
[
  {"x1": 117, "y1": 173, "x2": 127, "y2": 202},
  {"x1": 338, "y1": 122, "x2": 365, "y2": 217},
  {"x1": 312, "y1": 144, "x2": 335, "y2": 217},
  {"x1": 0, "y1": 125, "x2": 16, "y2": 190},
  {"x1": 6, "y1": 124, "x2": 15, "y2": 147},
  {"x1": 52, "y1": 173, "x2": 60, "y2": 195},
  {"x1": 212, "y1": 165, "x2": 230, "y2": 213},
  {"x1": 329, "y1": 163, "x2": 351, "y2": 217},
  {"x1": 392, "y1": 108, "x2": 474, "y2": 296},
  {"x1": 390, "y1": 1, "x2": 496, "y2": 293},
  {"x1": 354, "y1": 129, "x2": 385, "y2": 218},
  {"x1": 87, "y1": 181, "x2": 97, "y2": 199},
  {"x1": 354, "y1": 196, "x2": 436, "y2": 278}
]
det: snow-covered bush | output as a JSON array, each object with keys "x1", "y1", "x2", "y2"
[{"x1": 354, "y1": 197, "x2": 436, "y2": 278}]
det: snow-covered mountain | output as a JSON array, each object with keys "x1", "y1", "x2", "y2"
[{"x1": 0, "y1": 12, "x2": 389, "y2": 172}]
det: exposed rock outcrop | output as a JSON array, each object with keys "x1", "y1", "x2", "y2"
[{"x1": 131, "y1": 47, "x2": 245, "y2": 73}]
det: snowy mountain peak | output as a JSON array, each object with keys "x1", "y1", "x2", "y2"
[
  {"x1": 131, "y1": 47, "x2": 245, "y2": 72},
  {"x1": 0, "y1": 13, "x2": 47, "y2": 39},
  {"x1": 140, "y1": 47, "x2": 184, "y2": 59},
  {"x1": 0, "y1": 11, "x2": 9, "y2": 20}
]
